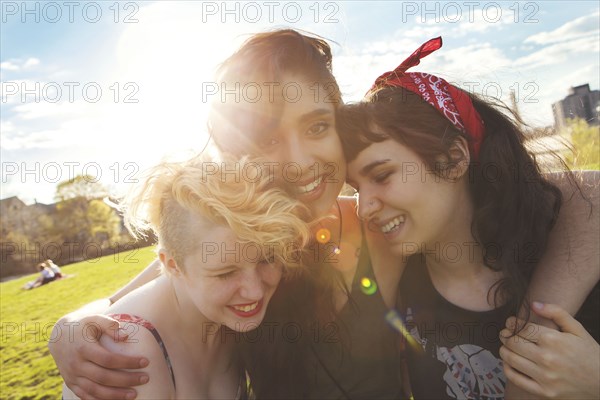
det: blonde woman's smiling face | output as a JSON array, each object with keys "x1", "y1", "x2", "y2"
[{"x1": 178, "y1": 223, "x2": 283, "y2": 332}]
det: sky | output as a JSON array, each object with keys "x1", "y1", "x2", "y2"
[{"x1": 1, "y1": 0, "x2": 599, "y2": 204}]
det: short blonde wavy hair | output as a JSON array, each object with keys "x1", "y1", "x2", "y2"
[{"x1": 122, "y1": 153, "x2": 310, "y2": 270}]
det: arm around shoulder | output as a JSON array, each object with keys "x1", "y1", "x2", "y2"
[
  {"x1": 49, "y1": 260, "x2": 161, "y2": 399},
  {"x1": 528, "y1": 170, "x2": 600, "y2": 319},
  {"x1": 98, "y1": 324, "x2": 175, "y2": 400},
  {"x1": 505, "y1": 171, "x2": 599, "y2": 399}
]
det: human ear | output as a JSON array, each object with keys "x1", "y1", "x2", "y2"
[
  {"x1": 158, "y1": 249, "x2": 182, "y2": 276},
  {"x1": 446, "y1": 136, "x2": 471, "y2": 180}
]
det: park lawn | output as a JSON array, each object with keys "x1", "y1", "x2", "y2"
[{"x1": 1, "y1": 246, "x2": 156, "y2": 400}]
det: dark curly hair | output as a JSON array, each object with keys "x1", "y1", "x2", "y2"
[{"x1": 337, "y1": 85, "x2": 564, "y2": 319}]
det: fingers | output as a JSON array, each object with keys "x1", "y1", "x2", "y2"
[
  {"x1": 531, "y1": 302, "x2": 587, "y2": 337},
  {"x1": 504, "y1": 317, "x2": 547, "y2": 343},
  {"x1": 81, "y1": 343, "x2": 149, "y2": 370},
  {"x1": 503, "y1": 361, "x2": 547, "y2": 398},
  {"x1": 70, "y1": 378, "x2": 138, "y2": 400},
  {"x1": 499, "y1": 328, "x2": 540, "y2": 361},
  {"x1": 499, "y1": 344, "x2": 541, "y2": 382},
  {"x1": 79, "y1": 359, "x2": 149, "y2": 387},
  {"x1": 79, "y1": 315, "x2": 122, "y2": 341}
]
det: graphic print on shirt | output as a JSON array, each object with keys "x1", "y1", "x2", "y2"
[{"x1": 405, "y1": 307, "x2": 506, "y2": 400}]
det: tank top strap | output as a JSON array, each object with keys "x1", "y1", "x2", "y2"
[{"x1": 108, "y1": 313, "x2": 176, "y2": 391}]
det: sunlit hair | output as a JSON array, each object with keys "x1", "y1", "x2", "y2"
[
  {"x1": 338, "y1": 86, "x2": 567, "y2": 319},
  {"x1": 208, "y1": 29, "x2": 341, "y2": 155},
  {"x1": 122, "y1": 153, "x2": 310, "y2": 271}
]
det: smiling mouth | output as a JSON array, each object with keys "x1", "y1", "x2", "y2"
[
  {"x1": 292, "y1": 176, "x2": 323, "y2": 195},
  {"x1": 228, "y1": 300, "x2": 263, "y2": 317},
  {"x1": 231, "y1": 302, "x2": 259, "y2": 313},
  {"x1": 380, "y1": 216, "x2": 406, "y2": 234}
]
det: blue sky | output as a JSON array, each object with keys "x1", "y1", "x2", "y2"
[{"x1": 1, "y1": 1, "x2": 599, "y2": 204}]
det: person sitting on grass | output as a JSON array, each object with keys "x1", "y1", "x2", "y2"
[
  {"x1": 45, "y1": 259, "x2": 63, "y2": 279},
  {"x1": 23, "y1": 263, "x2": 57, "y2": 290},
  {"x1": 60, "y1": 153, "x2": 310, "y2": 399}
]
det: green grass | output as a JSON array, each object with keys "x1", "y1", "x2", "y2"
[{"x1": 1, "y1": 247, "x2": 156, "y2": 400}]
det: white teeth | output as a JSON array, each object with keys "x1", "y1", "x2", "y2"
[
  {"x1": 381, "y1": 216, "x2": 405, "y2": 233},
  {"x1": 296, "y1": 177, "x2": 322, "y2": 194},
  {"x1": 232, "y1": 302, "x2": 258, "y2": 312}
]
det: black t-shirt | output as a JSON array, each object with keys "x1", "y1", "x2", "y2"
[{"x1": 398, "y1": 255, "x2": 511, "y2": 400}]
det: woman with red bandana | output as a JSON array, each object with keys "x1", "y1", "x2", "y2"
[{"x1": 339, "y1": 37, "x2": 599, "y2": 399}]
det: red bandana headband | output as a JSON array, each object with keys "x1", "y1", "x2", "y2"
[{"x1": 371, "y1": 37, "x2": 485, "y2": 158}]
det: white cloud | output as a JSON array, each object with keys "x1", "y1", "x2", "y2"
[
  {"x1": 525, "y1": 11, "x2": 600, "y2": 45},
  {"x1": 0, "y1": 61, "x2": 20, "y2": 71},
  {"x1": 515, "y1": 35, "x2": 600, "y2": 70},
  {"x1": 0, "y1": 58, "x2": 42, "y2": 72},
  {"x1": 23, "y1": 58, "x2": 40, "y2": 68},
  {"x1": 416, "y1": 4, "x2": 515, "y2": 37},
  {"x1": 545, "y1": 64, "x2": 600, "y2": 104},
  {"x1": 337, "y1": 37, "x2": 513, "y2": 103}
]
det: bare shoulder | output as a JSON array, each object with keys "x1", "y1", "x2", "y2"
[
  {"x1": 99, "y1": 321, "x2": 175, "y2": 399},
  {"x1": 61, "y1": 321, "x2": 175, "y2": 400}
]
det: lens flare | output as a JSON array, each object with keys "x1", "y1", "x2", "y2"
[
  {"x1": 315, "y1": 228, "x2": 331, "y2": 244},
  {"x1": 385, "y1": 310, "x2": 423, "y2": 354},
  {"x1": 360, "y1": 277, "x2": 377, "y2": 295}
]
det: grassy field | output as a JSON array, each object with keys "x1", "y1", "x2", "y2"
[{"x1": 1, "y1": 247, "x2": 156, "y2": 400}]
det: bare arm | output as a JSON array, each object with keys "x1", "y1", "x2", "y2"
[
  {"x1": 62, "y1": 324, "x2": 174, "y2": 400},
  {"x1": 526, "y1": 170, "x2": 600, "y2": 319},
  {"x1": 49, "y1": 260, "x2": 162, "y2": 399},
  {"x1": 505, "y1": 170, "x2": 600, "y2": 399},
  {"x1": 108, "y1": 259, "x2": 162, "y2": 304}
]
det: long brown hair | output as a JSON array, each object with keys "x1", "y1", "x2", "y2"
[
  {"x1": 209, "y1": 29, "x2": 348, "y2": 398},
  {"x1": 337, "y1": 86, "x2": 564, "y2": 317}
]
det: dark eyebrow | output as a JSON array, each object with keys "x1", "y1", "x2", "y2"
[
  {"x1": 298, "y1": 109, "x2": 333, "y2": 125},
  {"x1": 360, "y1": 159, "x2": 391, "y2": 176}
]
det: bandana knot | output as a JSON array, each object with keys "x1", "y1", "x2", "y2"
[{"x1": 370, "y1": 37, "x2": 485, "y2": 158}]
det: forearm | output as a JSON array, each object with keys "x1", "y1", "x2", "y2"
[
  {"x1": 57, "y1": 260, "x2": 161, "y2": 324},
  {"x1": 108, "y1": 258, "x2": 162, "y2": 304},
  {"x1": 506, "y1": 171, "x2": 600, "y2": 399},
  {"x1": 526, "y1": 170, "x2": 600, "y2": 324}
]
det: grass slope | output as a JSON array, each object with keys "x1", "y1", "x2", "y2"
[{"x1": 1, "y1": 246, "x2": 156, "y2": 400}]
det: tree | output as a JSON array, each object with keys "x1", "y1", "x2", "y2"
[
  {"x1": 55, "y1": 175, "x2": 109, "y2": 202},
  {"x1": 53, "y1": 176, "x2": 121, "y2": 259}
]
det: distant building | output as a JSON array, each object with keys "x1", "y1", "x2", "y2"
[
  {"x1": 0, "y1": 196, "x2": 55, "y2": 236},
  {"x1": 552, "y1": 84, "x2": 600, "y2": 130}
]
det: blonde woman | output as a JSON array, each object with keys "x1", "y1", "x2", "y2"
[{"x1": 62, "y1": 154, "x2": 309, "y2": 399}]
